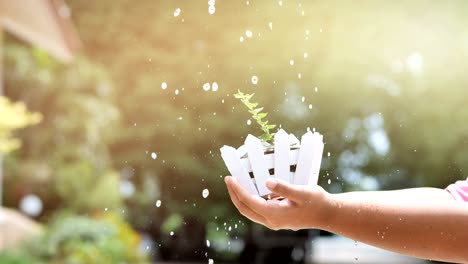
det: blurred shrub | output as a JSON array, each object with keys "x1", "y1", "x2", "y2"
[
  {"x1": 0, "y1": 251, "x2": 41, "y2": 264},
  {"x1": 0, "y1": 96, "x2": 41, "y2": 154},
  {"x1": 54, "y1": 161, "x2": 122, "y2": 213},
  {"x1": 4, "y1": 43, "x2": 122, "y2": 216},
  {"x1": 5, "y1": 213, "x2": 150, "y2": 264}
]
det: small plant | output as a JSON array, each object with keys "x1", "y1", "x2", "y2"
[{"x1": 234, "y1": 90, "x2": 276, "y2": 143}]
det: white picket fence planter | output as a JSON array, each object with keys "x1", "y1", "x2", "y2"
[{"x1": 220, "y1": 129, "x2": 324, "y2": 198}]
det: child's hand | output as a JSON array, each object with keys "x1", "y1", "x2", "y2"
[{"x1": 224, "y1": 176, "x2": 332, "y2": 231}]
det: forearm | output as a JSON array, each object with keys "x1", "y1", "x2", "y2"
[{"x1": 319, "y1": 188, "x2": 468, "y2": 263}]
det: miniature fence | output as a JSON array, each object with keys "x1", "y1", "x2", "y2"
[{"x1": 220, "y1": 129, "x2": 324, "y2": 198}]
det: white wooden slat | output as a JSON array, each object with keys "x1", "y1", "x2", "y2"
[
  {"x1": 309, "y1": 133, "x2": 324, "y2": 185},
  {"x1": 274, "y1": 129, "x2": 290, "y2": 183},
  {"x1": 244, "y1": 135, "x2": 271, "y2": 196},
  {"x1": 294, "y1": 131, "x2": 315, "y2": 185},
  {"x1": 220, "y1": 145, "x2": 259, "y2": 195}
]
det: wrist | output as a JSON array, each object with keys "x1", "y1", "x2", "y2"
[{"x1": 305, "y1": 187, "x2": 336, "y2": 230}]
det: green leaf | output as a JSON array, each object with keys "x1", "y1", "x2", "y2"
[
  {"x1": 257, "y1": 112, "x2": 267, "y2": 119},
  {"x1": 253, "y1": 107, "x2": 264, "y2": 113}
]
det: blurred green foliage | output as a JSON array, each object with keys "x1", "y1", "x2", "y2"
[
  {"x1": 3, "y1": 0, "x2": 468, "y2": 251},
  {"x1": 4, "y1": 45, "x2": 123, "y2": 214},
  {"x1": 0, "y1": 96, "x2": 41, "y2": 154},
  {"x1": 0, "y1": 213, "x2": 149, "y2": 264}
]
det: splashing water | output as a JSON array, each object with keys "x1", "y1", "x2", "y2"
[
  {"x1": 203, "y1": 83, "x2": 211, "y2": 91},
  {"x1": 202, "y1": 188, "x2": 210, "y2": 198},
  {"x1": 173, "y1": 8, "x2": 181, "y2": 17},
  {"x1": 208, "y1": 0, "x2": 216, "y2": 15},
  {"x1": 251, "y1": 75, "x2": 258, "y2": 85},
  {"x1": 212, "y1": 82, "x2": 219, "y2": 92}
]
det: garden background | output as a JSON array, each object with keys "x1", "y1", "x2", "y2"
[{"x1": 1, "y1": 0, "x2": 468, "y2": 263}]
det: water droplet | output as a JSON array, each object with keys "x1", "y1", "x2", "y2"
[
  {"x1": 247, "y1": 119, "x2": 252, "y2": 125},
  {"x1": 327, "y1": 152, "x2": 331, "y2": 157},
  {"x1": 173, "y1": 8, "x2": 181, "y2": 17},
  {"x1": 240, "y1": 36, "x2": 244, "y2": 42},
  {"x1": 289, "y1": 59, "x2": 295, "y2": 66},
  {"x1": 202, "y1": 188, "x2": 210, "y2": 198},
  {"x1": 212, "y1": 82, "x2": 219, "y2": 92},
  {"x1": 151, "y1": 152, "x2": 157, "y2": 159},
  {"x1": 206, "y1": 239, "x2": 211, "y2": 247},
  {"x1": 175, "y1": 89, "x2": 179, "y2": 95},
  {"x1": 301, "y1": 96, "x2": 305, "y2": 102},
  {"x1": 328, "y1": 179, "x2": 331, "y2": 184},
  {"x1": 268, "y1": 22, "x2": 273, "y2": 30},
  {"x1": 315, "y1": 86, "x2": 318, "y2": 92},
  {"x1": 298, "y1": 73, "x2": 302, "y2": 79},
  {"x1": 251, "y1": 75, "x2": 258, "y2": 85},
  {"x1": 278, "y1": 1, "x2": 283, "y2": 6},
  {"x1": 104, "y1": 207, "x2": 108, "y2": 211},
  {"x1": 245, "y1": 30, "x2": 253, "y2": 38},
  {"x1": 208, "y1": 5, "x2": 216, "y2": 15},
  {"x1": 304, "y1": 52, "x2": 308, "y2": 58},
  {"x1": 228, "y1": 226, "x2": 232, "y2": 231},
  {"x1": 170, "y1": 231, "x2": 174, "y2": 236},
  {"x1": 308, "y1": 104, "x2": 313, "y2": 109},
  {"x1": 203, "y1": 83, "x2": 211, "y2": 91},
  {"x1": 155, "y1": 200, "x2": 162, "y2": 207},
  {"x1": 161, "y1": 82, "x2": 167, "y2": 90}
]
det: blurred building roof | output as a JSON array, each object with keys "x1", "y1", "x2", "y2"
[{"x1": 0, "y1": 0, "x2": 81, "y2": 62}]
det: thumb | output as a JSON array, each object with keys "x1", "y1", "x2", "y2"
[{"x1": 266, "y1": 178, "x2": 307, "y2": 202}]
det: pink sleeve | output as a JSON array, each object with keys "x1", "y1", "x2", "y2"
[{"x1": 446, "y1": 179, "x2": 468, "y2": 202}]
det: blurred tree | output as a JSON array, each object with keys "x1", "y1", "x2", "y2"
[
  {"x1": 0, "y1": 96, "x2": 41, "y2": 154},
  {"x1": 3, "y1": 42, "x2": 122, "y2": 215}
]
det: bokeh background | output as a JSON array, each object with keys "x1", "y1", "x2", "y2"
[{"x1": 1, "y1": 0, "x2": 467, "y2": 263}]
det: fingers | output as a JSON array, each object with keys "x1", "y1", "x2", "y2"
[
  {"x1": 266, "y1": 178, "x2": 308, "y2": 203},
  {"x1": 225, "y1": 176, "x2": 268, "y2": 224},
  {"x1": 225, "y1": 176, "x2": 269, "y2": 215}
]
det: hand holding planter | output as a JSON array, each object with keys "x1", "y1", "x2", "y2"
[{"x1": 220, "y1": 129, "x2": 324, "y2": 199}]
